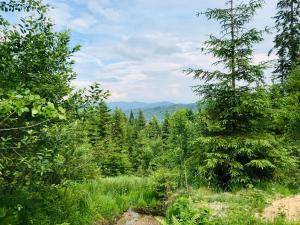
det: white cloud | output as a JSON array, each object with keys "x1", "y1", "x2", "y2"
[
  {"x1": 70, "y1": 31, "x2": 210, "y2": 102},
  {"x1": 85, "y1": 0, "x2": 121, "y2": 21},
  {"x1": 71, "y1": 80, "x2": 93, "y2": 89},
  {"x1": 48, "y1": 0, "x2": 278, "y2": 102},
  {"x1": 48, "y1": 2, "x2": 98, "y2": 32}
]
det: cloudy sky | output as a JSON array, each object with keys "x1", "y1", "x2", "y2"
[{"x1": 47, "y1": 0, "x2": 277, "y2": 103}]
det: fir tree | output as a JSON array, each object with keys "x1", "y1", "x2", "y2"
[{"x1": 270, "y1": 0, "x2": 300, "y2": 83}]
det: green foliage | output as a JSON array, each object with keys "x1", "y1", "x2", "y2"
[
  {"x1": 11, "y1": 177, "x2": 159, "y2": 225},
  {"x1": 166, "y1": 197, "x2": 214, "y2": 225},
  {"x1": 152, "y1": 169, "x2": 180, "y2": 201},
  {"x1": 192, "y1": 134, "x2": 293, "y2": 189},
  {"x1": 183, "y1": 0, "x2": 296, "y2": 189},
  {"x1": 271, "y1": 0, "x2": 300, "y2": 82},
  {"x1": 54, "y1": 177, "x2": 158, "y2": 225},
  {"x1": 0, "y1": 1, "x2": 108, "y2": 224},
  {"x1": 0, "y1": 2, "x2": 79, "y2": 102},
  {"x1": 136, "y1": 110, "x2": 146, "y2": 130},
  {"x1": 190, "y1": 0, "x2": 266, "y2": 93},
  {"x1": 1, "y1": 0, "x2": 300, "y2": 224}
]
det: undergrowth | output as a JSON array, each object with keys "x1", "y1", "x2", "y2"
[{"x1": 36, "y1": 176, "x2": 160, "y2": 225}]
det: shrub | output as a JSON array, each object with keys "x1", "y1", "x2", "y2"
[
  {"x1": 166, "y1": 197, "x2": 214, "y2": 225},
  {"x1": 152, "y1": 169, "x2": 180, "y2": 201}
]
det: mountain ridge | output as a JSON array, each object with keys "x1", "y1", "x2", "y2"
[
  {"x1": 108, "y1": 101, "x2": 176, "y2": 111},
  {"x1": 107, "y1": 101, "x2": 198, "y2": 121}
]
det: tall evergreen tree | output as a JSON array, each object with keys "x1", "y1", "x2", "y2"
[
  {"x1": 162, "y1": 112, "x2": 171, "y2": 144},
  {"x1": 190, "y1": 0, "x2": 266, "y2": 133},
  {"x1": 129, "y1": 111, "x2": 135, "y2": 124},
  {"x1": 147, "y1": 116, "x2": 161, "y2": 139},
  {"x1": 110, "y1": 108, "x2": 126, "y2": 147},
  {"x1": 189, "y1": 0, "x2": 288, "y2": 188},
  {"x1": 98, "y1": 102, "x2": 111, "y2": 139},
  {"x1": 270, "y1": 0, "x2": 300, "y2": 83},
  {"x1": 136, "y1": 110, "x2": 146, "y2": 131}
]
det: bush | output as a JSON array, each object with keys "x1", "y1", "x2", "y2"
[{"x1": 152, "y1": 169, "x2": 180, "y2": 201}]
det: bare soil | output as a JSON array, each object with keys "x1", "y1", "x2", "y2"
[
  {"x1": 260, "y1": 195, "x2": 300, "y2": 222},
  {"x1": 115, "y1": 209, "x2": 161, "y2": 225}
]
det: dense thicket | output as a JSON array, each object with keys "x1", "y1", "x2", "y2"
[{"x1": 0, "y1": 1, "x2": 107, "y2": 223}]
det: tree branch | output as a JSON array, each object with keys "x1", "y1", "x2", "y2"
[{"x1": 0, "y1": 119, "x2": 51, "y2": 131}]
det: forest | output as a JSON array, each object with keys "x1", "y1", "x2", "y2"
[{"x1": 0, "y1": 0, "x2": 299, "y2": 224}]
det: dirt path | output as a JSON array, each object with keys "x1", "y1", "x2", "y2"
[
  {"x1": 260, "y1": 195, "x2": 300, "y2": 222},
  {"x1": 115, "y1": 209, "x2": 161, "y2": 225}
]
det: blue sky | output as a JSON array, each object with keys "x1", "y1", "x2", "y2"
[{"x1": 47, "y1": 0, "x2": 277, "y2": 103}]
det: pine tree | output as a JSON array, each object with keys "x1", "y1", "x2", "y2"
[{"x1": 271, "y1": 0, "x2": 300, "y2": 83}]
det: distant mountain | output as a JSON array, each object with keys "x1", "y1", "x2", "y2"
[
  {"x1": 107, "y1": 101, "x2": 198, "y2": 121},
  {"x1": 107, "y1": 101, "x2": 175, "y2": 111}
]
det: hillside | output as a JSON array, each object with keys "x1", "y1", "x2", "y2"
[
  {"x1": 107, "y1": 101, "x2": 174, "y2": 111},
  {"x1": 108, "y1": 101, "x2": 198, "y2": 120}
]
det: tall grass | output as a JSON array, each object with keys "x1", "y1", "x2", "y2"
[{"x1": 45, "y1": 176, "x2": 159, "y2": 225}]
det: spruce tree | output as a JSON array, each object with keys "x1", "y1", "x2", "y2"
[
  {"x1": 98, "y1": 102, "x2": 111, "y2": 139},
  {"x1": 99, "y1": 108, "x2": 131, "y2": 176},
  {"x1": 189, "y1": 0, "x2": 266, "y2": 133},
  {"x1": 136, "y1": 110, "x2": 146, "y2": 131},
  {"x1": 129, "y1": 111, "x2": 135, "y2": 124},
  {"x1": 110, "y1": 108, "x2": 126, "y2": 147},
  {"x1": 189, "y1": 0, "x2": 288, "y2": 188},
  {"x1": 162, "y1": 113, "x2": 171, "y2": 144},
  {"x1": 271, "y1": 0, "x2": 300, "y2": 83},
  {"x1": 148, "y1": 116, "x2": 161, "y2": 139}
]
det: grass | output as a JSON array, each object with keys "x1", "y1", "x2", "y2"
[
  {"x1": 50, "y1": 176, "x2": 160, "y2": 225},
  {"x1": 28, "y1": 177, "x2": 300, "y2": 225}
]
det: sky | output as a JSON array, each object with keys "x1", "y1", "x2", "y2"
[{"x1": 47, "y1": 0, "x2": 278, "y2": 103}]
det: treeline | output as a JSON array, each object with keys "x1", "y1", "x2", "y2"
[
  {"x1": 85, "y1": 104, "x2": 196, "y2": 179},
  {"x1": 0, "y1": 0, "x2": 299, "y2": 224}
]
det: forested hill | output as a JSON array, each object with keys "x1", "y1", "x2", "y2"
[{"x1": 108, "y1": 101, "x2": 198, "y2": 120}]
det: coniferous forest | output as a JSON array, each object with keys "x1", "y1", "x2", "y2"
[{"x1": 0, "y1": 0, "x2": 299, "y2": 224}]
